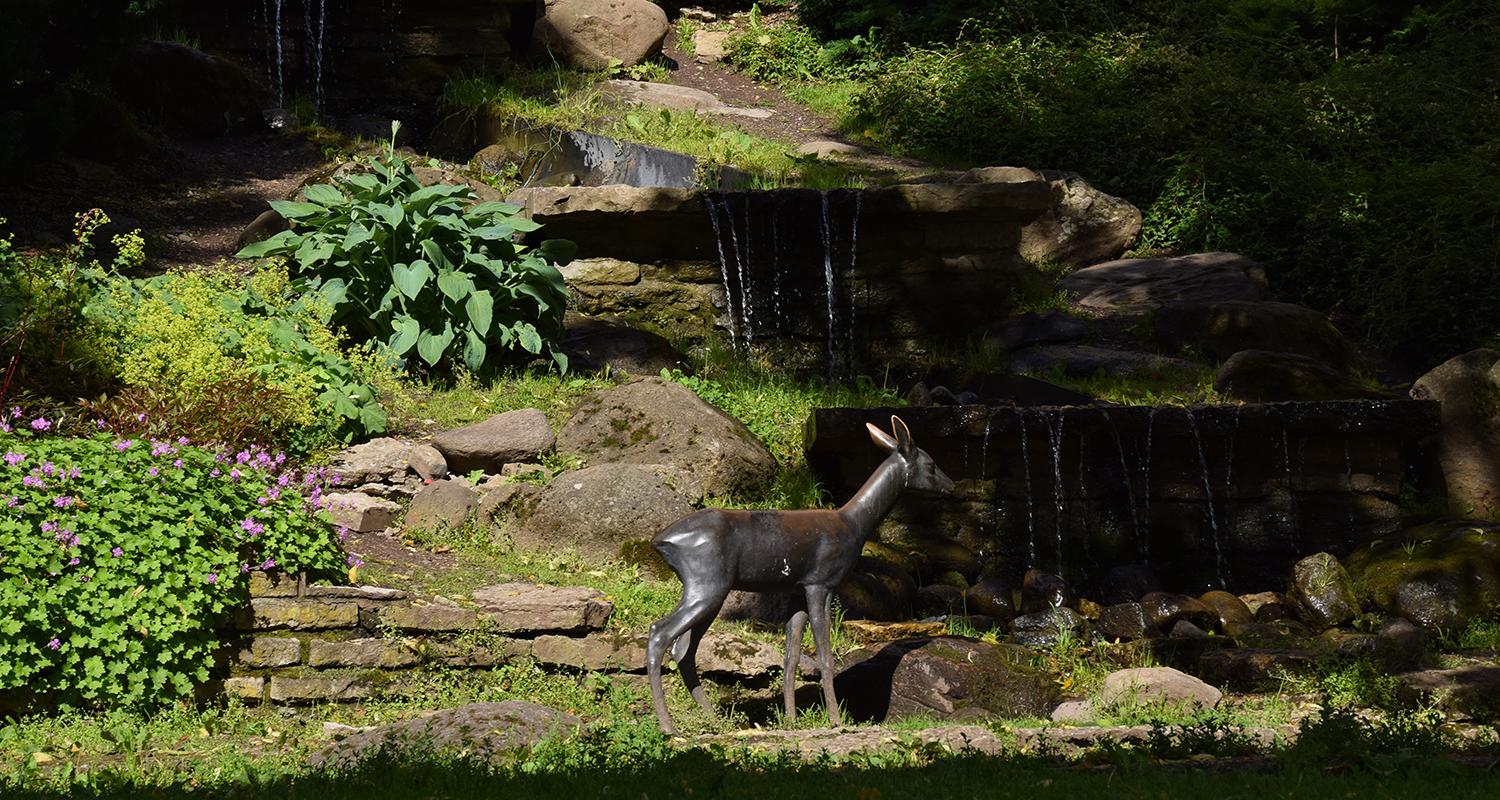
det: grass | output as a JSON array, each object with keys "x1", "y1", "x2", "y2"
[
  {"x1": 1274, "y1": 658, "x2": 1411, "y2": 712},
  {"x1": 1042, "y1": 366, "x2": 1227, "y2": 406}
]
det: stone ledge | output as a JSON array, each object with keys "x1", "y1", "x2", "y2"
[
  {"x1": 268, "y1": 675, "x2": 374, "y2": 704},
  {"x1": 377, "y1": 603, "x2": 480, "y2": 632},
  {"x1": 237, "y1": 637, "x2": 302, "y2": 668},
  {"x1": 308, "y1": 638, "x2": 421, "y2": 669},
  {"x1": 238, "y1": 599, "x2": 360, "y2": 631},
  {"x1": 473, "y1": 583, "x2": 613, "y2": 635}
]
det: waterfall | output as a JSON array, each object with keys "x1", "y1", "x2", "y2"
[
  {"x1": 725, "y1": 196, "x2": 754, "y2": 343},
  {"x1": 979, "y1": 413, "x2": 992, "y2": 482},
  {"x1": 1185, "y1": 409, "x2": 1227, "y2": 588},
  {"x1": 1019, "y1": 409, "x2": 1036, "y2": 567},
  {"x1": 705, "y1": 197, "x2": 740, "y2": 352},
  {"x1": 1140, "y1": 408, "x2": 1156, "y2": 564},
  {"x1": 1221, "y1": 405, "x2": 1242, "y2": 541},
  {"x1": 272, "y1": 0, "x2": 285, "y2": 107},
  {"x1": 1343, "y1": 440, "x2": 1355, "y2": 527},
  {"x1": 1048, "y1": 410, "x2": 1066, "y2": 573},
  {"x1": 1101, "y1": 409, "x2": 1142, "y2": 552},
  {"x1": 820, "y1": 191, "x2": 838, "y2": 375},
  {"x1": 769, "y1": 201, "x2": 783, "y2": 330},
  {"x1": 315, "y1": 0, "x2": 327, "y2": 112},
  {"x1": 846, "y1": 192, "x2": 861, "y2": 367}
]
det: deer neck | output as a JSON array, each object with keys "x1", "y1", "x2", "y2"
[{"x1": 839, "y1": 453, "x2": 905, "y2": 539}]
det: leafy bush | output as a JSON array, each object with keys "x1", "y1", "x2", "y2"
[
  {"x1": 81, "y1": 267, "x2": 388, "y2": 450},
  {"x1": 238, "y1": 131, "x2": 575, "y2": 374},
  {"x1": 0, "y1": 423, "x2": 343, "y2": 708}
]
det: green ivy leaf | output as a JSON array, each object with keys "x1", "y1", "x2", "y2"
[{"x1": 436, "y1": 270, "x2": 473, "y2": 302}]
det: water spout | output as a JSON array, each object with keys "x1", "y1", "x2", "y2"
[
  {"x1": 846, "y1": 192, "x2": 861, "y2": 368},
  {"x1": 705, "y1": 197, "x2": 740, "y2": 352},
  {"x1": 1019, "y1": 409, "x2": 1036, "y2": 567},
  {"x1": 726, "y1": 196, "x2": 754, "y2": 343},
  {"x1": 769, "y1": 201, "x2": 783, "y2": 330},
  {"x1": 820, "y1": 191, "x2": 837, "y2": 376},
  {"x1": 1140, "y1": 408, "x2": 1156, "y2": 564},
  {"x1": 315, "y1": 0, "x2": 327, "y2": 112},
  {"x1": 1048, "y1": 410, "x2": 1066, "y2": 573},
  {"x1": 1185, "y1": 408, "x2": 1227, "y2": 588},
  {"x1": 1101, "y1": 409, "x2": 1142, "y2": 552},
  {"x1": 273, "y1": 0, "x2": 285, "y2": 107}
]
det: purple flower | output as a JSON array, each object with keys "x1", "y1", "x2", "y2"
[
  {"x1": 22, "y1": 475, "x2": 43, "y2": 489},
  {"x1": 205, "y1": 573, "x2": 218, "y2": 584},
  {"x1": 5, "y1": 496, "x2": 18, "y2": 509},
  {"x1": 113, "y1": 439, "x2": 134, "y2": 452},
  {"x1": 65, "y1": 466, "x2": 80, "y2": 479},
  {"x1": 134, "y1": 412, "x2": 146, "y2": 423},
  {"x1": 41, "y1": 520, "x2": 57, "y2": 533},
  {"x1": 235, "y1": 451, "x2": 251, "y2": 464},
  {"x1": 67, "y1": 557, "x2": 79, "y2": 566},
  {"x1": 228, "y1": 468, "x2": 241, "y2": 481},
  {"x1": 46, "y1": 637, "x2": 60, "y2": 651},
  {"x1": 52, "y1": 495, "x2": 73, "y2": 508},
  {"x1": 111, "y1": 547, "x2": 122, "y2": 558},
  {"x1": 146, "y1": 466, "x2": 159, "y2": 477},
  {"x1": 9, "y1": 407, "x2": 20, "y2": 419},
  {"x1": 29, "y1": 417, "x2": 49, "y2": 431},
  {"x1": 177, "y1": 436, "x2": 189, "y2": 446},
  {"x1": 240, "y1": 562, "x2": 252, "y2": 574},
  {"x1": 345, "y1": 554, "x2": 364, "y2": 567},
  {"x1": 260, "y1": 558, "x2": 276, "y2": 571},
  {"x1": 239, "y1": 518, "x2": 265, "y2": 537},
  {"x1": 172, "y1": 459, "x2": 184, "y2": 469},
  {"x1": 94, "y1": 419, "x2": 106, "y2": 430},
  {"x1": 40, "y1": 462, "x2": 55, "y2": 477},
  {"x1": 3, "y1": 451, "x2": 24, "y2": 467},
  {"x1": 209, "y1": 468, "x2": 221, "y2": 478}
]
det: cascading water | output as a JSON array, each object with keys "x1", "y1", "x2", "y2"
[
  {"x1": 272, "y1": 0, "x2": 285, "y2": 107},
  {"x1": 845, "y1": 192, "x2": 861, "y2": 367},
  {"x1": 1019, "y1": 409, "x2": 1036, "y2": 567},
  {"x1": 1281, "y1": 427, "x2": 1298, "y2": 546},
  {"x1": 1048, "y1": 410, "x2": 1066, "y2": 573},
  {"x1": 819, "y1": 191, "x2": 838, "y2": 375},
  {"x1": 979, "y1": 413, "x2": 992, "y2": 482},
  {"x1": 1343, "y1": 441, "x2": 1355, "y2": 527},
  {"x1": 315, "y1": 0, "x2": 327, "y2": 112},
  {"x1": 1185, "y1": 409, "x2": 1227, "y2": 588},
  {"x1": 1101, "y1": 409, "x2": 1142, "y2": 550},
  {"x1": 724, "y1": 196, "x2": 754, "y2": 343},
  {"x1": 1221, "y1": 405, "x2": 1242, "y2": 539},
  {"x1": 1140, "y1": 408, "x2": 1156, "y2": 564},
  {"x1": 704, "y1": 197, "x2": 740, "y2": 352},
  {"x1": 768, "y1": 204, "x2": 783, "y2": 329}
]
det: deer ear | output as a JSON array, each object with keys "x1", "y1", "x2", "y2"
[
  {"x1": 891, "y1": 415, "x2": 914, "y2": 452},
  {"x1": 866, "y1": 422, "x2": 898, "y2": 451}
]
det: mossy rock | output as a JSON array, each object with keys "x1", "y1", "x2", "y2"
[
  {"x1": 1345, "y1": 520, "x2": 1500, "y2": 630},
  {"x1": 834, "y1": 636, "x2": 1058, "y2": 722}
]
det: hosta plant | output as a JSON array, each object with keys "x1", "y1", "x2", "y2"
[{"x1": 237, "y1": 125, "x2": 575, "y2": 373}]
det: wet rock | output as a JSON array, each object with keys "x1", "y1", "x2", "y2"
[
  {"x1": 1345, "y1": 521, "x2": 1500, "y2": 631},
  {"x1": 1222, "y1": 620, "x2": 1309, "y2": 649},
  {"x1": 404, "y1": 479, "x2": 479, "y2": 532},
  {"x1": 514, "y1": 463, "x2": 694, "y2": 561},
  {"x1": 1399, "y1": 666, "x2": 1500, "y2": 721},
  {"x1": 1287, "y1": 552, "x2": 1361, "y2": 629},
  {"x1": 1170, "y1": 620, "x2": 1210, "y2": 639},
  {"x1": 1058, "y1": 252, "x2": 1267, "y2": 315},
  {"x1": 1198, "y1": 590, "x2": 1254, "y2": 628},
  {"x1": 966, "y1": 576, "x2": 1018, "y2": 623},
  {"x1": 1020, "y1": 170, "x2": 1142, "y2": 268},
  {"x1": 324, "y1": 492, "x2": 401, "y2": 533},
  {"x1": 1100, "y1": 565, "x2": 1164, "y2": 605},
  {"x1": 472, "y1": 583, "x2": 613, "y2": 634},
  {"x1": 1139, "y1": 592, "x2": 1216, "y2": 633},
  {"x1": 1197, "y1": 648, "x2": 1317, "y2": 690},
  {"x1": 407, "y1": 444, "x2": 449, "y2": 483},
  {"x1": 835, "y1": 637, "x2": 1059, "y2": 722},
  {"x1": 557, "y1": 377, "x2": 777, "y2": 498},
  {"x1": 1153, "y1": 301, "x2": 1361, "y2": 373},
  {"x1": 983, "y1": 311, "x2": 1091, "y2": 351},
  {"x1": 432, "y1": 408, "x2": 556, "y2": 474},
  {"x1": 1021, "y1": 570, "x2": 1074, "y2": 614},
  {"x1": 1098, "y1": 667, "x2": 1221, "y2": 709},
  {"x1": 1240, "y1": 591, "x2": 1290, "y2": 622},
  {"x1": 1008, "y1": 345, "x2": 1201, "y2": 379},
  {"x1": 1010, "y1": 607, "x2": 1089, "y2": 649},
  {"x1": 836, "y1": 558, "x2": 918, "y2": 621},
  {"x1": 1215, "y1": 350, "x2": 1378, "y2": 402},
  {"x1": 1410, "y1": 349, "x2": 1500, "y2": 518},
  {"x1": 560, "y1": 316, "x2": 690, "y2": 376},
  {"x1": 533, "y1": 0, "x2": 669, "y2": 70},
  {"x1": 1095, "y1": 603, "x2": 1151, "y2": 641},
  {"x1": 916, "y1": 584, "x2": 966, "y2": 617},
  {"x1": 309, "y1": 702, "x2": 582, "y2": 768}
]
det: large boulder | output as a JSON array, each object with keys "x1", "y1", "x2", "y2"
[
  {"x1": 1410, "y1": 349, "x2": 1500, "y2": 519},
  {"x1": 560, "y1": 316, "x2": 690, "y2": 376},
  {"x1": 1345, "y1": 521, "x2": 1500, "y2": 630},
  {"x1": 432, "y1": 408, "x2": 556, "y2": 474},
  {"x1": 404, "y1": 479, "x2": 479, "y2": 532},
  {"x1": 112, "y1": 41, "x2": 264, "y2": 137},
  {"x1": 556, "y1": 377, "x2": 777, "y2": 498},
  {"x1": 1098, "y1": 667, "x2": 1222, "y2": 709},
  {"x1": 1287, "y1": 552, "x2": 1361, "y2": 629},
  {"x1": 835, "y1": 637, "x2": 1058, "y2": 722},
  {"x1": 327, "y1": 438, "x2": 418, "y2": 486},
  {"x1": 1020, "y1": 170, "x2": 1142, "y2": 268},
  {"x1": 513, "y1": 463, "x2": 694, "y2": 560},
  {"x1": 1058, "y1": 252, "x2": 1267, "y2": 315},
  {"x1": 1010, "y1": 607, "x2": 1090, "y2": 649},
  {"x1": 309, "y1": 702, "x2": 581, "y2": 768},
  {"x1": 1153, "y1": 301, "x2": 1361, "y2": 373},
  {"x1": 1214, "y1": 350, "x2": 1378, "y2": 402},
  {"x1": 983, "y1": 311, "x2": 1091, "y2": 351},
  {"x1": 532, "y1": 0, "x2": 670, "y2": 70}
]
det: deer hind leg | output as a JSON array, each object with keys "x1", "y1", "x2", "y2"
[
  {"x1": 646, "y1": 584, "x2": 727, "y2": 734},
  {"x1": 804, "y1": 585, "x2": 842, "y2": 727},
  {"x1": 782, "y1": 609, "x2": 808, "y2": 722},
  {"x1": 675, "y1": 611, "x2": 721, "y2": 718}
]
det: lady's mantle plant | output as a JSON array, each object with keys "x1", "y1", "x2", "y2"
[
  {"x1": 0, "y1": 416, "x2": 343, "y2": 708},
  {"x1": 238, "y1": 123, "x2": 575, "y2": 373}
]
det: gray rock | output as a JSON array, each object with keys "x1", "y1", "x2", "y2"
[
  {"x1": 984, "y1": 311, "x2": 1091, "y2": 350},
  {"x1": 1010, "y1": 607, "x2": 1089, "y2": 649},
  {"x1": 1215, "y1": 350, "x2": 1378, "y2": 402},
  {"x1": 324, "y1": 492, "x2": 401, "y2": 533},
  {"x1": 1021, "y1": 170, "x2": 1142, "y2": 268},
  {"x1": 1154, "y1": 300, "x2": 1361, "y2": 373},
  {"x1": 1050, "y1": 699, "x2": 1096, "y2": 723},
  {"x1": 514, "y1": 463, "x2": 694, "y2": 561},
  {"x1": 1373, "y1": 618, "x2": 1426, "y2": 672},
  {"x1": 835, "y1": 637, "x2": 1059, "y2": 722},
  {"x1": 1098, "y1": 666, "x2": 1221, "y2": 709},
  {"x1": 1287, "y1": 552, "x2": 1361, "y2": 629},
  {"x1": 533, "y1": 0, "x2": 670, "y2": 69},
  {"x1": 557, "y1": 377, "x2": 777, "y2": 498},
  {"x1": 596, "y1": 80, "x2": 767, "y2": 118},
  {"x1": 472, "y1": 583, "x2": 613, "y2": 634},
  {"x1": 327, "y1": 437, "x2": 416, "y2": 486},
  {"x1": 309, "y1": 702, "x2": 583, "y2": 768},
  {"x1": 237, "y1": 209, "x2": 290, "y2": 251},
  {"x1": 1059, "y1": 252, "x2": 1267, "y2": 314},
  {"x1": 1095, "y1": 603, "x2": 1150, "y2": 641},
  {"x1": 692, "y1": 29, "x2": 729, "y2": 62},
  {"x1": 1139, "y1": 592, "x2": 1217, "y2": 633},
  {"x1": 407, "y1": 444, "x2": 449, "y2": 482},
  {"x1": 432, "y1": 408, "x2": 556, "y2": 474},
  {"x1": 796, "y1": 140, "x2": 865, "y2": 158},
  {"x1": 560, "y1": 316, "x2": 690, "y2": 376},
  {"x1": 1197, "y1": 648, "x2": 1317, "y2": 690},
  {"x1": 1399, "y1": 666, "x2": 1500, "y2": 721},
  {"x1": 1170, "y1": 620, "x2": 1209, "y2": 639},
  {"x1": 268, "y1": 676, "x2": 372, "y2": 704},
  {"x1": 404, "y1": 479, "x2": 478, "y2": 532},
  {"x1": 1411, "y1": 349, "x2": 1500, "y2": 518},
  {"x1": 476, "y1": 480, "x2": 541, "y2": 523},
  {"x1": 307, "y1": 638, "x2": 420, "y2": 669},
  {"x1": 1009, "y1": 345, "x2": 1201, "y2": 379}
]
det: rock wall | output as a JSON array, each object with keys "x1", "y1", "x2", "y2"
[
  {"x1": 805, "y1": 400, "x2": 1444, "y2": 594},
  {"x1": 509, "y1": 179, "x2": 1053, "y2": 372}
]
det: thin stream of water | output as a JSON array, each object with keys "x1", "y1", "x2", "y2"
[
  {"x1": 820, "y1": 191, "x2": 837, "y2": 375},
  {"x1": 1049, "y1": 410, "x2": 1066, "y2": 573},
  {"x1": 273, "y1": 0, "x2": 285, "y2": 106},
  {"x1": 1101, "y1": 409, "x2": 1142, "y2": 548},
  {"x1": 1185, "y1": 409, "x2": 1227, "y2": 588},
  {"x1": 704, "y1": 197, "x2": 739, "y2": 352},
  {"x1": 1019, "y1": 410, "x2": 1036, "y2": 567}
]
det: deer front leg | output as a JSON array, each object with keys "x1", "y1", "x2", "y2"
[
  {"x1": 782, "y1": 609, "x2": 808, "y2": 722},
  {"x1": 804, "y1": 585, "x2": 841, "y2": 727}
]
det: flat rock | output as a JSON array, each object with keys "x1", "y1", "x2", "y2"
[
  {"x1": 1399, "y1": 665, "x2": 1500, "y2": 721},
  {"x1": 324, "y1": 492, "x2": 401, "y2": 533},
  {"x1": 841, "y1": 620, "x2": 948, "y2": 643},
  {"x1": 796, "y1": 140, "x2": 865, "y2": 158},
  {"x1": 309, "y1": 702, "x2": 582, "y2": 768},
  {"x1": 1214, "y1": 350, "x2": 1378, "y2": 402},
  {"x1": 697, "y1": 725, "x2": 1004, "y2": 759},
  {"x1": 472, "y1": 583, "x2": 613, "y2": 634},
  {"x1": 406, "y1": 444, "x2": 449, "y2": 482},
  {"x1": 835, "y1": 637, "x2": 1058, "y2": 722},
  {"x1": 597, "y1": 80, "x2": 771, "y2": 119},
  {"x1": 1020, "y1": 170, "x2": 1142, "y2": 267},
  {"x1": 327, "y1": 437, "x2": 416, "y2": 486},
  {"x1": 403, "y1": 478, "x2": 478, "y2": 532},
  {"x1": 514, "y1": 463, "x2": 695, "y2": 561},
  {"x1": 692, "y1": 29, "x2": 729, "y2": 62},
  {"x1": 1059, "y1": 252, "x2": 1267, "y2": 314},
  {"x1": 1197, "y1": 648, "x2": 1317, "y2": 690},
  {"x1": 1098, "y1": 666, "x2": 1222, "y2": 709},
  {"x1": 560, "y1": 316, "x2": 691, "y2": 376},
  {"x1": 1008, "y1": 345, "x2": 1201, "y2": 379},
  {"x1": 432, "y1": 408, "x2": 556, "y2": 474}
]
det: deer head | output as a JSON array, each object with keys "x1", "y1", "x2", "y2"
[{"x1": 865, "y1": 415, "x2": 956, "y2": 494}]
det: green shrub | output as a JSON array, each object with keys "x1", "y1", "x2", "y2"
[
  {"x1": 80, "y1": 267, "x2": 388, "y2": 449},
  {"x1": 238, "y1": 129, "x2": 575, "y2": 374},
  {"x1": 0, "y1": 425, "x2": 343, "y2": 708}
]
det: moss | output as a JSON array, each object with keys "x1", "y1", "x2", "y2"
[{"x1": 1345, "y1": 522, "x2": 1500, "y2": 613}]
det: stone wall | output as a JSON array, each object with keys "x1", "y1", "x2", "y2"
[
  {"x1": 805, "y1": 400, "x2": 1444, "y2": 595},
  {"x1": 509, "y1": 178, "x2": 1053, "y2": 372},
  {"x1": 219, "y1": 571, "x2": 782, "y2": 704}
]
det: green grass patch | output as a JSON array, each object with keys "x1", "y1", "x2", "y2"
[{"x1": 1042, "y1": 366, "x2": 1225, "y2": 406}]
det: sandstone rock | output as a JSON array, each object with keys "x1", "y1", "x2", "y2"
[
  {"x1": 309, "y1": 702, "x2": 582, "y2": 768},
  {"x1": 531, "y1": 633, "x2": 644, "y2": 671},
  {"x1": 404, "y1": 479, "x2": 479, "y2": 532},
  {"x1": 1198, "y1": 590, "x2": 1253, "y2": 628},
  {"x1": 1153, "y1": 301, "x2": 1361, "y2": 373},
  {"x1": 1020, "y1": 570, "x2": 1073, "y2": 614},
  {"x1": 1020, "y1": 170, "x2": 1142, "y2": 268},
  {"x1": 432, "y1": 408, "x2": 556, "y2": 473},
  {"x1": 407, "y1": 444, "x2": 449, "y2": 483},
  {"x1": 378, "y1": 603, "x2": 479, "y2": 633},
  {"x1": 1096, "y1": 603, "x2": 1151, "y2": 641},
  {"x1": 248, "y1": 571, "x2": 299, "y2": 597},
  {"x1": 1214, "y1": 350, "x2": 1377, "y2": 402},
  {"x1": 597, "y1": 80, "x2": 740, "y2": 114},
  {"x1": 509, "y1": 185, "x2": 702, "y2": 218},
  {"x1": 1240, "y1": 591, "x2": 1289, "y2": 620},
  {"x1": 514, "y1": 463, "x2": 694, "y2": 561},
  {"x1": 472, "y1": 583, "x2": 613, "y2": 634},
  {"x1": 533, "y1": 0, "x2": 670, "y2": 69},
  {"x1": 1059, "y1": 252, "x2": 1267, "y2": 314},
  {"x1": 557, "y1": 377, "x2": 777, "y2": 497},
  {"x1": 692, "y1": 29, "x2": 729, "y2": 62},
  {"x1": 561, "y1": 258, "x2": 643, "y2": 285},
  {"x1": 796, "y1": 140, "x2": 865, "y2": 158},
  {"x1": 237, "y1": 637, "x2": 302, "y2": 668},
  {"x1": 694, "y1": 631, "x2": 784, "y2": 676},
  {"x1": 560, "y1": 316, "x2": 690, "y2": 376},
  {"x1": 1344, "y1": 521, "x2": 1500, "y2": 630},
  {"x1": 1010, "y1": 607, "x2": 1089, "y2": 649},
  {"x1": 1399, "y1": 666, "x2": 1500, "y2": 721},
  {"x1": 1051, "y1": 699, "x2": 1096, "y2": 723},
  {"x1": 114, "y1": 41, "x2": 264, "y2": 136},
  {"x1": 269, "y1": 675, "x2": 373, "y2": 704},
  {"x1": 222, "y1": 677, "x2": 265, "y2": 702},
  {"x1": 835, "y1": 637, "x2": 1058, "y2": 722},
  {"x1": 1139, "y1": 592, "x2": 1217, "y2": 633},
  {"x1": 325, "y1": 492, "x2": 402, "y2": 533},
  {"x1": 1287, "y1": 552, "x2": 1361, "y2": 629},
  {"x1": 1410, "y1": 349, "x2": 1500, "y2": 518},
  {"x1": 241, "y1": 599, "x2": 358, "y2": 631},
  {"x1": 308, "y1": 638, "x2": 421, "y2": 669},
  {"x1": 303, "y1": 585, "x2": 410, "y2": 601},
  {"x1": 328, "y1": 438, "x2": 417, "y2": 486},
  {"x1": 983, "y1": 311, "x2": 1091, "y2": 350},
  {"x1": 842, "y1": 620, "x2": 948, "y2": 643},
  {"x1": 1098, "y1": 666, "x2": 1221, "y2": 709},
  {"x1": 1009, "y1": 345, "x2": 1202, "y2": 379}
]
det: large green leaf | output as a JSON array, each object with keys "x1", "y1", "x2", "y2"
[
  {"x1": 341, "y1": 223, "x2": 373, "y2": 250},
  {"x1": 234, "y1": 229, "x2": 296, "y2": 258},
  {"x1": 318, "y1": 277, "x2": 349, "y2": 309},
  {"x1": 436, "y1": 270, "x2": 474, "y2": 302},
  {"x1": 465, "y1": 290, "x2": 494, "y2": 336},
  {"x1": 537, "y1": 238, "x2": 577, "y2": 266},
  {"x1": 377, "y1": 202, "x2": 405, "y2": 228},
  {"x1": 515, "y1": 322, "x2": 543, "y2": 354},
  {"x1": 416, "y1": 325, "x2": 455, "y2": 366},
  {"x1": 392, "y1": 260, "x2": 433, "y2": 300},
  {"x1": 420, "y1": 239, "x2": 452, "y2": 271},
  {"x1": 389, "y1": 315, "x2": 421, "y2": 355},
  {"x1": 466, "y1": 201, "x2": 525, "y2": 217},
  {"x1": 268, "y1": 200, "x2": 324, "y2": 220},
  {"x1": 462, "y1": 330, "x2": 488, "y2": 371},
  {"x1": 304, "y1": 184, "x2": 346, "y2": 206}
]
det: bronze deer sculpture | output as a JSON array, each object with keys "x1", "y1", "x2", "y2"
[{"x1": 645, "y1": 415, "x2": 955, "y2": 734}]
